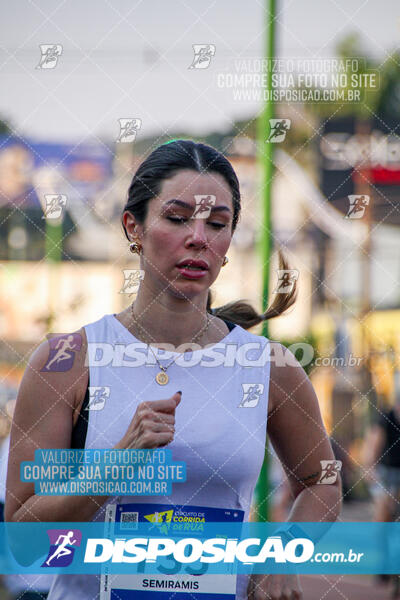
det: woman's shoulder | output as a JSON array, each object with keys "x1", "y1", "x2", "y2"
[
  {"x1": 25, "y1": 324, "x2": 89, "y2": 413},
  {"x1": 29, "y1": 312, "x2": 125, "y2": 409},
  {"x1": 267, "y1": 341, "x2": 314, "y2": 413}
]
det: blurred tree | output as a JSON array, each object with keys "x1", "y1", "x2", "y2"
[
  {"x1": 0, "y1": 116, "x2": 12, "y2": 136},
  {"x1": 374, "y1": 53, "x2": 400, "y2": 124},
  {"x1": 279, "y1": 333, "x2": 319, "y2": 376},
  {"x1": 305, "y1": 32, "x2": 399, "y2": 121}
]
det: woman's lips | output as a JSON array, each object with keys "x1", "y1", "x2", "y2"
[{"x1": 176, "y1": 266, "x2": 208, "y2": 279}]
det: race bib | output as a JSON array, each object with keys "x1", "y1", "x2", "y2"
[{"x1": 100, "y1": 502, "x2": 244, "y2": 599}]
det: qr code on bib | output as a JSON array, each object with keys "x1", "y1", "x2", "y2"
[{"x1": 120, "y1": 511, "x2": 139, "y2": 530}]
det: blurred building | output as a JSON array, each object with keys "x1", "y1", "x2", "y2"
[{"x1": 0, "y1": 136, "x2": 115, "y2": 261}]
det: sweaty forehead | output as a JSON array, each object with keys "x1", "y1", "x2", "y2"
[{"x1": 156, "y1": 169, "x2": 232, "y2": 203}]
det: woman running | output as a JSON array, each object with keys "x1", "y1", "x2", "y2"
[{"x1": 5, "y1": 140, "x2": 341, "y2": 600}]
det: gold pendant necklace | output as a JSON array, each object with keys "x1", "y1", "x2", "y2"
[
  {"x1": 155, "y1": 370, "x2": 169, "y2": 385},
  {"x1": 130, "y1": 304, "x2": 212, "y2": 385}
]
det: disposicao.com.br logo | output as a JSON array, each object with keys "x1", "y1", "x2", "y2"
[
  {"x1": 81, "y1": 536, "x2": 365, "y2": 567},
  {"x1": 83, "y1": 536, "x2": 314, "y2": 565}
]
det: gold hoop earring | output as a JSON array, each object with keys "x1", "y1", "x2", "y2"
[
  {"x1": 129, "y1": 241, "x2": 142, "y2": 255},
  {"x1": 222, "y1": 256, "x2": 229, "y2": 266}
]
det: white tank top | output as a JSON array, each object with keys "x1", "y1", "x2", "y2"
[{"x1": 47, "y1": 313, "x2": 271, "y2": 600}]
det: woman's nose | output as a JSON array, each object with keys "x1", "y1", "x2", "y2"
[{"x1": 185, "y1": 220, "x2": 208, "y2": 247}]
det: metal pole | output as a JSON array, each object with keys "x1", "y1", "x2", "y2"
[
  {"x1": 254, "y1": 0, "x2": 276, "y2": 523},
  {"x1": 354, "y1": 120, "x2": 375, "y2": 426},
  {"x1": 46, "y1": 220, "x2": 63, "y2": 262}
]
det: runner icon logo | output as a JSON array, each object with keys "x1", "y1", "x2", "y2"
[
  {"x1": 86, "y1": 386, "x2": 110, "y2": 411},
  {"x1": 119, "y1": 269, "x2": 145, "y2": 294},
  {"x1": 36, "y1": 45, "x2": 63, "y2": 69},
  {"x1": 42, "y1": 529, "x2": 82, "y2": 567},
  {"x1": 188, "y1": 44, "x2": 216, "y2": 69},
  {"x1": 42, "y1": 333, "x2": 82, "y2": 372},
  {"x1": 274, "y1": 269, "x2": 299, "y2": 294},
  {"x1": 239, "y1": 383, "x2": 264, "y2": 408},
  {"x1": 192, "y1": 194, "x2": 216, "y2": 219},
  {"x1": 117, "y1": 118, "x2": 142, "y2": 143},
  {"x1": 317, "y1": 460, "x2": 342, "y2": 484},
  {"x1": 345, "y1": 195, "x2": 370, "y2": 219},
  {"x1": 144, "y1": 509, "x2": 173, "y2": 535},
  {"x1": 267, "y1": 119, "x2": 291, "y2": 143},
  {"x1": 42, "y1": 194, "x2": 67, "y2": 220}
]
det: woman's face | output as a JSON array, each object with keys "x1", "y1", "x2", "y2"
[{"x1": 128, "y1": 169, "x2": 235, "y2": 300}]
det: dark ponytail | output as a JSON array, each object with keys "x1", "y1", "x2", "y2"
[
  {"x1": 206, "y1": 250, "x2": 297, "y2": 330},
  {"x1": 122, "y1": 139, "x2": 297, "y2": 330}
]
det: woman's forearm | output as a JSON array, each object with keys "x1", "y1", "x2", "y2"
[
  {"x1": 287, "y1": 482, "x2": 342, "y2": 522},
  {"x1": 7, "y1": 491, "x2": 111, "y2": 523}
]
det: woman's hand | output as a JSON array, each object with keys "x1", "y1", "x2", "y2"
[
  {"x1": 115, "y1": 391, "x2": 181, "y2": 450},
  {"x1": 247, "y1": 573, "x2": 302, "y2": 600}
]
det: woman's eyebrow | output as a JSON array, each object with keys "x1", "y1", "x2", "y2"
[{"x1": 163, "y1": 199, "x2": 232, "y2": 213}]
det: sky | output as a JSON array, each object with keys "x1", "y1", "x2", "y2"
[{"x1": 1, "y1": 0, "x2": 400, "y2": 143}]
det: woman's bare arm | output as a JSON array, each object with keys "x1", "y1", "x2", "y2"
[
  {"x1": 267, "y1": 344, "x2": 342, "y2": 522},
  {"x1": 5, "y1": 329, "x2": 112, "y2": 522},
  {"x1": 248, "y1": 344, "x2": 342, "y2": 600}
]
